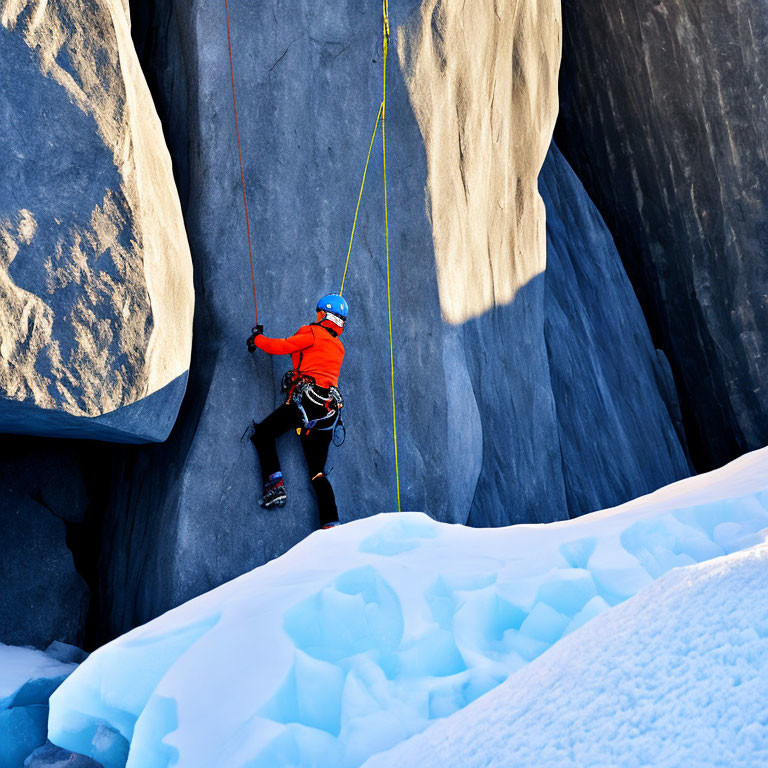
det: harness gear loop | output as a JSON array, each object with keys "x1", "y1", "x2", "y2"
[{"x1": 224, "y1": 0, "x2": 259, "y2": 323}]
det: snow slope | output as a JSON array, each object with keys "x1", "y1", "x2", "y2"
[
  {"x1": 49, "y1": 448, "x2": 768, "y2": 767},
  {"x1": 363, "y1": 539, "x2": 768, "y2": 768}
]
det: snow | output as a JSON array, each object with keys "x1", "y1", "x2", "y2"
[
  {"x1": 48, "y1": 447, "x2": 768, "y2": 768},
  {"x1": 0, "y1": 644, "x2": 75, "y2": 710},
  {"x1": 362, "y1": 540, "x2": 768, "y2": 768}
]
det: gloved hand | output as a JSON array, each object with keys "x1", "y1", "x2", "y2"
[{"x1": 247, "y1": 325, "x2": 264, "y2": 353}]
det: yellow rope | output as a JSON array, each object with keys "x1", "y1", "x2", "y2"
[
  {"x1": 340, "y1": 102, "x2": 383, "y2": 297},
  {"x1": 339, "y1": 0, "x2": 401, "y2": 512},
  {"x1": 381, "y1": 0, "x2": 402, "y2": 513}
]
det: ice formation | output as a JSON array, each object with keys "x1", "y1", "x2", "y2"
[
  {"x1": 49, "y1": 448, "x2": 768, "y2": 767},
  {"x1": 363, "y1": 538, "x2": 768, "y2": 767}
]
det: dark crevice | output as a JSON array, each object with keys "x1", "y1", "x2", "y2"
[
  {"x1": 64, "y1": 443, "x2": 112, "y2": 652},
  {"x1": 269, "y1": 36, "x2": 302, "y2": 73}
]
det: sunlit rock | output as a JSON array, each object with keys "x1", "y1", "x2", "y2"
[{"x1": 0, "y1": 0, "x2": 194, "y2": 443}]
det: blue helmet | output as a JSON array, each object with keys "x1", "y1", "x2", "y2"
[{"x1": 317, "y1": 294, "x2": 349, "y2": 321}]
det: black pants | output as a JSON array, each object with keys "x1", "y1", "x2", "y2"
[{"x1": 250, "y1": 403, "x2": 338, "y2": 527}]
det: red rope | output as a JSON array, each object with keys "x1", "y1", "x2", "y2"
[{"x1": 224, "y1": 0, "x2": 259, "y2": 323}]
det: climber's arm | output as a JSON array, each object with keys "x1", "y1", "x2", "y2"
[{"x1": 252, "y1": 329, "x2": 314, "y2": 356}]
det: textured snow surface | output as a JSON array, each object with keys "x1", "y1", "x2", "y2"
[
  {"x1": 0, "y1": 644, "x2": 75, "y2": 709},
  {"x1": 49, "y1": 448, "x2": 768, "y2": 768},
  {"x1": 364, "y1": 540, "x2": 768, "y2": 768}
]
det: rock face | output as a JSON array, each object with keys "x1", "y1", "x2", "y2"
[
  {"x1": 0, "y1": 0, "x2": 194, "y2": 443},
  {"x1": 398, "y1": 0, "x2": 560, "y2": 325},
  {"x1": 71, "y1": 0, "x2": 690, "y2": 641},
  {"x1": 540, "y1": 144, "x2": 691, "y2": 515},
  {"x1": 556, "y1": 0, "x2": 768, "y2": 471},
  {"x1": 24, "y1": 743, "x2": 104, "y2": 768},
  {"x1": 0, "y1": 437, "x2": 90, "y2": 649}
]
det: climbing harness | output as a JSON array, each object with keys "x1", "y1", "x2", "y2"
[
  {"x1": 294, "y1": 384, "x2": 343, "y2": 432},
  {"x1": 226, "y1": 0, "x2": 401, "y2": 512},
  {"x1": 281, "y1": 370, "x2": 344, "y2": 432}
]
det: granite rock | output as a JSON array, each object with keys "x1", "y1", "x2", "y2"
[
  {"x1": 0, "y1": 439, "x2": 89, "y2": 648},
  {"x1": 44, "y1": 643, "x2": 88, "y2": 666},
  {"x1": 541, "y1": 144, "x2": 691, "y2": 515},
  {"x1": 0, "y1": 0, "x2": 194, "y2": 443},
  {"x1": 556, "y1": 0, "x2": 768, "y2": 470},
  {"x1": 24, "y1": 743, "x2": 103, "y2": 768}
]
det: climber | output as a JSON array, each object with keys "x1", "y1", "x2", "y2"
[{"x1": 246, "y1": 294, "x2": 348, "y2": 530}]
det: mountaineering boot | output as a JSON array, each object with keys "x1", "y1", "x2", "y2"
[
  {"x1": 321, "y1": 521, "x2": 340, "y2": 530},
  {"x1": 259, "y1": 479, "x2": 286, "y2": 508},
  {"x1": 259, "y1": 473, "x2": 286, "y2": 509}
]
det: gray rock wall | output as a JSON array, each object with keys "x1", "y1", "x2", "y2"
[
  {"x1": 0, "y1": 0, "x2": 194, "y2": 443},
  {"x1": 0, "y1": 438, "x2": 89, "y2": 648},
  {"x1": 556, "y1": 0, "x2": 768, "y2": 471},
  {"x1": 541, "y1": 144, "x2": 691, "y2": 515},
  {"x1": 78, "y1": 0, "x2": 689, "y2": 641}
]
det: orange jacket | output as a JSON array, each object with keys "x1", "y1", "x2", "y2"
[{"x1": 253, "y1": 322, "x2": 344, "y2": 387}]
